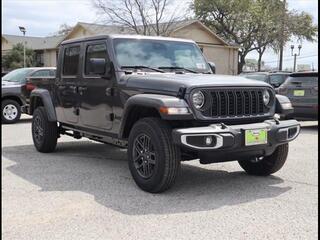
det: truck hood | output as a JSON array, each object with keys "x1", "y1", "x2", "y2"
[{"x1": 122, "y1": 73, "x2": 271, "y2": 94}]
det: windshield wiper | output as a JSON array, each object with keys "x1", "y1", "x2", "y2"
[
  {"x1": 158, "y1": 66, "x2": 198, "y2": 73},
  {"x1": 121, "y1": 65, "x2": 165, "y2": 73}
]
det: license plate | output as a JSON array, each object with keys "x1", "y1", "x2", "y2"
[
  {"x1": 245, "y1": 129, "x2": 268, "y2": 146},
  {"x1": 294, "y1": 90, "x2": 305, "y2": 96}
]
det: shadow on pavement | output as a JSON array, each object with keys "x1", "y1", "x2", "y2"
[{"x1": 3, "y1": 141, "x2": 291, "y2": 215}]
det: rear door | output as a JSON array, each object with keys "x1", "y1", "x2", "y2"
[
  {"x1": 78, "y1": 41, "x2": 113, "y2": 130},
  {"x1": 56, "y1": 44, "x2": 81, "y2": 124}
]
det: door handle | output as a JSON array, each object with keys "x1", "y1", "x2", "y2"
[
  {"x1": 78, "y1": 86, "x2": 87, "y2": 95},
  {"x1": 78, "y1": 86, "x2": 87, "y2": 91},
  {"x1": 70, "y1": 86, "x2": 77, "y2": 93},
  {"x1": 106, "y1": 87, "x2": 114, "y2": 96}
]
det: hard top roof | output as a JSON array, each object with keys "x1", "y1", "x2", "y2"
[
  {"x1": 290, "y1": 71, "x2": 318, "y2": 77},
  {"x1": 61, "y1": 34, "x2": 195, "y2": 45}
]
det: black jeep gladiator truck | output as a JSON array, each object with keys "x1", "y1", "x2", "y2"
[{"x1": 27, "y1": 35, "x2": 300, "y2": 193}]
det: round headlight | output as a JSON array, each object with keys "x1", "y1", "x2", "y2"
[
  {"x1": 263, "y1": 89, "x2": 271, "y2": 106},
  {"x1": 192, "y1": 91, "x2": 205, "y2": 109}
]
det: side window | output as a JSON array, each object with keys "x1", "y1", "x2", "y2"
[
  {"x1": 85, "y1": 43, "x2": 109, "y2": 75},
  {"x1": 63, "y1": 46, "x2": 80, "y2": 76},
  {"x1": 31, "y1": 70, "x2": 51, "y2": 77},
  {"x1": 50, "y1": 70, "x2": 56, "y2": 76},
  {"x1": 270, "y1": 74, "x2": 283, "y2": 85}
]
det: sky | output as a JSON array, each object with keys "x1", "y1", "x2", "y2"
[{"x1": 2, "y1": 0, "x2": 318, "y2": 70}]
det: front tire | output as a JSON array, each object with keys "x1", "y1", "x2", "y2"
[
  {"x1": 128, "y1": 117, "x2": 181, "y2": 193},
  {"x1": 2, "y1": 99, "x2": 21, "y2": 124},
  {"x1": 32, "y1": 107, "x2": 58, "y2": 153},
  {"x1": 238, "y1": 143, "x2": 289, "y2": 176}
]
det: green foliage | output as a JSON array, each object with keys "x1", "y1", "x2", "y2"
[
  {"x1": 2, "y1": 43, "x2": 36, "y2": 70},
  {"x1": 192, "y1": 0, "x2": 318, "y2": 72}
]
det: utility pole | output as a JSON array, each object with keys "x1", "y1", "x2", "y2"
[
  {"x1": 19, "y1": 26, "x2": 26, "y2": 68},
  {"x1": 290, "y1": 44, "x2": 302, "y2": 72},
  {"x1": 279, "y1": 0, "x2": 286, "y2": 71}
]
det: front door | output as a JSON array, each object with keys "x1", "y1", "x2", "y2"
[
  {"x1": 78, "y1": 41, "x2": 113, "y2": 130},
  {"x1": 56, "y1": 45, "x2": 81, "y2": 124}
]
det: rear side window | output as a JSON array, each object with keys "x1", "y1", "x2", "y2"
[
  {"x1": 270, "y1": 74, "x2": 287, "y2": 85},
  {"x1": 31, "y1": 70, "x2": 52, "y2": 77},
  {"x1": 63, "y1": 46, "x2": 80, "y2": 76},
  {"x1": 286, "y1": 76, "x2": 318, "y2": 86},
  {"x1": 85, "y1": 43, "x2": 109, "y2": 75}
]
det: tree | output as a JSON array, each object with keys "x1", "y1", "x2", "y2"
[
  {"x1": 2, "y1": 43, "x2": 35, "y2": 70},
  {"x1": 192, "y1": 0, "x2": 318, "y2": 73},
  {"x1": 252, "y1": 0, "x2": 317, "y2": 71},
  {"x1": 192, "y1": 0, "x2": 260, "y2": 73},
  {"x1": 251, "y1": 0, "x2": 283, "y2": 71},
  {"x1": 92, "y1": 0, "x2": 183, "y2": 36},
  {"x1": 51, "y1": 23, "x2": 73, "y2": 36}
]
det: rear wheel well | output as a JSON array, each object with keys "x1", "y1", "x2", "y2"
[
  {"x1": 2, "y1": 96, "x2": 23, "y2": 106},
  {"x1": 122, "y1": 106, "x2": 161, "y2": 139},
  {"x1": 30, "y1": 96, "x2": 44, "y2": 115}
]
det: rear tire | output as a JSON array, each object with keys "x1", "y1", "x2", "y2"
[
  {"x1": 128, "y1": 117, "x2": 181, "y2": 193},
  {"x1": 32, "y1": 107, "x2": 58, "y2": 153},
  {"x1": 238, "y1": 143, "x2": 289, "y2": 176},
  {"x1": 2, "y1": 99, "x2": 21, "y2": 124}
]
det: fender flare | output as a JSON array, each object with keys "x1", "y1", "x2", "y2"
[
  {"x1": 119, "y1": 94, "x2": 193, "y2": 139},
  {"x1": 30, "y1": 89, "x2": 57, "y2": 122},
  {"x1": 275, "y1": 94, "x2": 294, "y2": 116}
]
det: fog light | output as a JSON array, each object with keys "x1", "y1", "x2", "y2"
[{"x1": 205, "y1": 136, "x2": 213, "y2": 145}]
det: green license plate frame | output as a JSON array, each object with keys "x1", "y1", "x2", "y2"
[
  {"x1": 245, "y1": 129, "x2": 268, "y2": 146},
  {"x1": 293, "y1": 90, "x2": 305, "y2": 96}
]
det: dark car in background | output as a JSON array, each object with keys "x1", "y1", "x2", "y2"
[
  {"x1": 1, "y1": 67, "x2": 56, "y2": 123},
  {"x1": 241, "y1": 71, "x2": 291, "y2": 88},
  {"x1": 277, "y1": 72, "x2": 318, "y2": 120}
]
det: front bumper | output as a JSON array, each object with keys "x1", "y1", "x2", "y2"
[{"x1": 173, "y1": 119, "x2": 300, "y2": 163}]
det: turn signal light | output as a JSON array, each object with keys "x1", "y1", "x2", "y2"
[{"x1": 159, "y1": 107, "x2": 189, "y2": 115}]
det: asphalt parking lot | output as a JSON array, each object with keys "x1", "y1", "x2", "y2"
[{"x1": 2, "y1": 115, "x2": 318, "y2": 240}]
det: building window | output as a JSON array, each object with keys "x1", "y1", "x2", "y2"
[{"x1": 35, "y1": 51, "x2": 44, "y2": 67}]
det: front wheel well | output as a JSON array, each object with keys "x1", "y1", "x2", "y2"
[
  {"x1": 30, "y1": 96, "x2": 44, "y2": 115},
  {"x1": 2, "y1": 96, "x2": 23, "y2": 106},
  {"x1": 122, "y1": 106, "x2": 161, "y2": 139}
]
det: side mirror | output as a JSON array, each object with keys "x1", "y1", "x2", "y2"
[
  {"x1": 208, "y1": 62, "x2": 216, "y2": 74},
  {"x1": 89, "y1": 58, "x2": 106, "y2": 75}
]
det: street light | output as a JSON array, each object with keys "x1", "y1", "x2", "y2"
[
  {"x1": 290, "y1": 44, "x2": 302, "y2": 72},
  {"x1": 19, "y1": 26, "x2": 26, "y2": 68}
]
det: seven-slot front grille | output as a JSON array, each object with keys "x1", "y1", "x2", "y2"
[{"x1": 199, "y1": 88, "x2": 269, "y2": 118}]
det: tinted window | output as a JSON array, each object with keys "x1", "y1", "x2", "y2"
[
  {"x1": 286, "y1": 76, "x2": 318, "y2": 86},
  {"x1": 2, "y1": 68, "x2": 34, "y2": 82},
  {"x1": 270, "y1": 74, "x2": 287, "y2": 85},
  {"x1": 85, "y1": 44, "x2": 108, "y2": 75},
  {"x1": 63, "y1": 46, "x2": 80, "y2": 76},
  {"x1": 31, "y1": 70, "x2": 52, "y2": 77},
  {"x1": 113, "y1": 39, "x2": 210, "y2": 73}
]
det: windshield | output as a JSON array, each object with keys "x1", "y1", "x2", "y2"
[
  {"x1": 113, "y1": 39, "x2": 210, "y2": 73},
  {"x1": 2, "y1": 68, "x2": 34, "y2": 82},
  {"x1": 242, "y1": 74, "x2": 267, "y2": 81}
]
